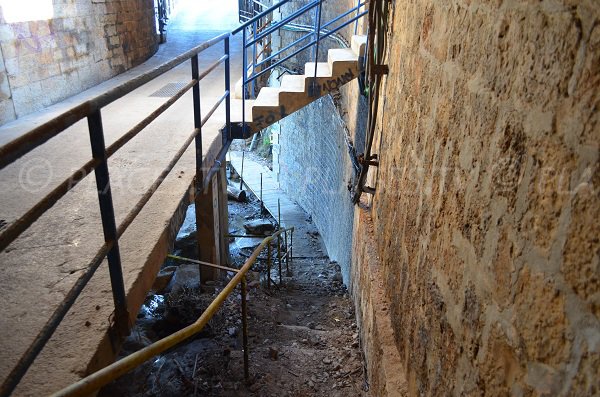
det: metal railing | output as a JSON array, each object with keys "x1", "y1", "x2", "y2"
[
  {"x1": 231, "y1": 0, "x2": 367, "y2": 137},
  {"x1": 50, "y1": 227, "x2": 294, "y2": 397},
  {"x1": 0, "y1": 32, "x2": 232, "y2": 397}
]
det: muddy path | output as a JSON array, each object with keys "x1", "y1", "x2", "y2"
[{"x1": 100, "y1": 175, "x2": 369, "y2": 396}]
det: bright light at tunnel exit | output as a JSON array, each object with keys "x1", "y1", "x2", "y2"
[{"x1": 0, "y1": 0, "x2": 53, "y2": 23}]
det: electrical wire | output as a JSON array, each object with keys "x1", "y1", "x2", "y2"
[{"x1": 352, "y1": 0, "x2": 389, "y2": 203}]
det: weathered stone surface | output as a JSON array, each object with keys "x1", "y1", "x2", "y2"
[
  {"x1": 279, "y1": 0, "x2": 600, "y2": 395},
  {"x1": 169, "y1": 264, "x2": 201, "y2": 294},
  {"x1": 357, "y1": 0, "x2": 600, "y2": 394},
  {"x1": 0, "y1": 0, "x2": 158, "y2": 125}
]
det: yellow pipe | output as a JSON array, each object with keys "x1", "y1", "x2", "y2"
[
  {"x1": 51, "y1": 227, "x2": 294, "y2": 397},
  {"x1": 167, "y1": 254, "x2": 241, "y2": 273}
]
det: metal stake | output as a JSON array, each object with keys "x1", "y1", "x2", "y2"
[
  {"x1": 241, "y1": 276, "x2": 249, "y2": 380},
  {"x1": 260, "y1": 173, "x2": 264, "y2": 215},
  {"x1": 267, "y1": 243, "x2": 272, "y2": 289},
  {"x1": 277, "y1": 199, "x2": 282, "y2": 282},
  {"x1": 239, "y1": 150, "x2": 245, "y2": 190},
  {"x1": 277, "y1": 244, "x2": 282, "y2": 283},
  {"x1": 285, "y1": 229, "x2": 290, "y2": 276}
]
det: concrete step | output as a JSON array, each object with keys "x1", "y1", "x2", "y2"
[
  {"x1": 247, "y1": 42, "x2": 364, "y2": 134},
  {"x1": 251, "y1": 87, "x2": 284, "y2": 131},
  {"x1": 328, "y1": 48, "x2": 359, "y2": 75},
  {"x1": 254, "y1": 86, "x2": 280, "y2": 107},
  {"x1": 351, "y1": 35, "x2": 367, "y2": 57},
  {"x1": 304, "y1": 61, "x2": 332, "y2": 78},
  {"x1": 280, "y1": 74, "x2": 306, "y2": 92}
]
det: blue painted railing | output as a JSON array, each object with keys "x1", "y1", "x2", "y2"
[{"x1": 232, "y1": 0, "x2": 367, "y2": 136}]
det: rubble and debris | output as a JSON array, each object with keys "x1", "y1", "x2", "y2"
[
  {"x1": 169, "y1": 264, "x2": 200, "y2": 294},
  {"x1": 101, "y1": 173, "x2": 367, "y2": 396},
  {"x1": 227, "y1": 185, "x2": 247, "y2": 202},
  {"x1": 243, "y1": 218, "x2": 275, "y2": 235}
]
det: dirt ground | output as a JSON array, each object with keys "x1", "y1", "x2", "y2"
[{"x1": 100, "y1": 175, "x2": 369, "y2": 396}]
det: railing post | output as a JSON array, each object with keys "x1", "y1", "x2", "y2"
[
  {"x1": 354, "y1": 0, "x2": 362, "y2": 34},
  {"x1": 284, "y1": 229, "x2": 289, "y2": 276},
  {"x1": 224, "y1": 36, "x2": 231, "y2": 142},
  {"x1": 267, "y1": 242, "x2": 272, "y2": 289},
  {"x1": 277, "y1": 234, "x2": 282, "y2": 283},
  {"x1": 277, "y1": 199, "x2": 282, "y2": 282},
  {"x1": 242, "y1": 27, "x2": 248, "y2": 137},
  {"x1": 310, "y1": 0, "x2": 323, "y2": 97},
  {"x1": 191, "y1": 54, "x2": 202, "y2": 180},
  {"x1": 252, "y1": 20, "x2": 257, "y2": 97},
  {"x1": 260, "y1": 173, "x2": 264, "y2": 214},
  {"x1": 87, "y1": 110, "x2": 129, "y2": 337}
]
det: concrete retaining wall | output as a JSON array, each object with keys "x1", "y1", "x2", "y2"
[
  {"x1": 0, "y1": 0, "x2": 158, "y2": 125},
  {"x1": 279, "y1": 94, "x2": 357, "y2": 282}
]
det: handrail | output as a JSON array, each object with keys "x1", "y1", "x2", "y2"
[
  {"x1": 0, "y1": 54, "x2": 228, "y2": 254},
  {"x1": 246, "y1": 9, "x2": 368, "y2": 85},
  {"x1": 0, "y1": 32, "x2": 232, "y2": 397},
  {"x1": 51, "y1": 227, "x2": 294, "y2": 397},
  {"x1": 0, "y1": 32, "x2": 229, "y2": 171},
  {"x1": 245, "y1": 0, "x2": 320, "y2": 47}
]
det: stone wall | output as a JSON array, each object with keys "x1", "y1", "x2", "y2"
[
  {"x1": 0, "y1": 0, "x2": 158, "y2": 125},
  {"x1": 353, "y1": 0, "x2": 599, "y2": 395},
  {"x1": 277, "y1": 0, "x2": 599, "y2": 394}
]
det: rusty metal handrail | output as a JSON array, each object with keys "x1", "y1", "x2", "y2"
[
  {"x1": 51, "y1": 227, "x2": 294, "y2": 397},
  {"x1": 0, "y1": 32, "x2": 229, "y2": 170}
]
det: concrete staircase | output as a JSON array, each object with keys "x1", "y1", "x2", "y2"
[{"x1": 245, "y1": 35, "x2": 366, "y2": 134}]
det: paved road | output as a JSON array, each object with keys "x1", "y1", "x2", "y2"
[{"x1": 0, "y1": 1, "x2": 246, "y2": 394}]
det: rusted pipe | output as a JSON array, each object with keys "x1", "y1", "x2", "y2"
[{"x1": 167, "y1": 254, "x2": 240, "y2": 273}]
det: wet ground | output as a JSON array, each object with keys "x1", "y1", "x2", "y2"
[{"x1": 100, "y1": 166, "x2": 369, "y2": 396}]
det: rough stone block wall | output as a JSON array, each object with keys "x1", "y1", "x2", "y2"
[
  {"x1": 0, "y1": 0, "x2": 158, "y2": 125},
  {"x1": 279, "y1": 94, "x2": 356, "y2": 282},
  {"x1": 354, "y1": 0, "x2": 600, "y2": 395}
]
